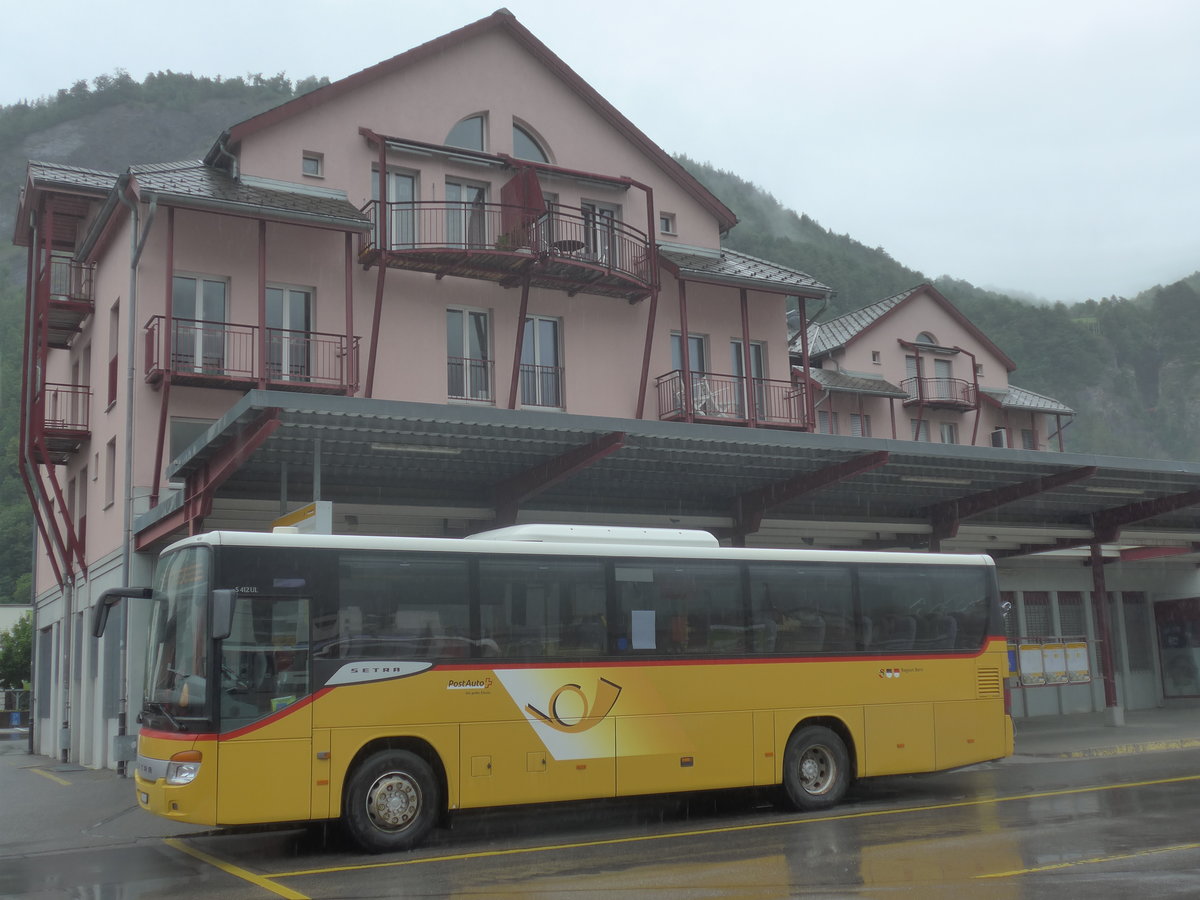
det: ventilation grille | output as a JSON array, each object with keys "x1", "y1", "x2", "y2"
[{"x1": 977, "y1": 667, "x2": 1002, "y2": 698}]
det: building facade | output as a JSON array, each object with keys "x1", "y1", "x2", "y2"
[{"x1": 13, "y1": 11, "x2": 1200, "y2": 769}]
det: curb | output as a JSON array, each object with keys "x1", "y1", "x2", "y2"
[{"x1": 1019, "y1": 737, "x2": 1200, "y2": 760}]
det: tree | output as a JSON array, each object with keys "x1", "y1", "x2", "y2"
[{"x1": 0, "y1": 612, "x2": 32, "y2": 689}]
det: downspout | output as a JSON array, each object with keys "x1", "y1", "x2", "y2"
[
  {"x1": 364, "y1": 130, "x2": 389, "y2": 398},
  {"x1": 116, "y1": 178, "x2": 157, "y2": 774}
]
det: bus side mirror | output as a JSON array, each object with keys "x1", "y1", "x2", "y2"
[
  {"x1": 212, "y1": 589, "x2": 237, "y2": 641},
  {"x1": 92, "y1": 587, "x2": 153, "y2": 638}
]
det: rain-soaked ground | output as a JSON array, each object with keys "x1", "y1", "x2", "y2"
[{"x1": 2, "y1": 744, "x2": 1199, "y2": 898}]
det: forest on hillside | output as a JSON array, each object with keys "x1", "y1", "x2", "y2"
[{"x1": 0, "y1": 72, "x2": 1197, "y2": 605}]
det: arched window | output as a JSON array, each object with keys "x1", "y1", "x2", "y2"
[
  {"x1": 446, "y1": 115, "x2": 485, "y2": 151},
  {"x1": 916, "y1": 331, "x2": 938, "y2": 345},
  {"x1": 512, "y1": 122, "x2": 548, "y2": 163}
]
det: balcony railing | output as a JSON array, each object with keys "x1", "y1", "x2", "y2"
[
  {"x1": 361, "y1": 201, "x2": 654, "y2": 300},
  {"x1": 519, "y1": 363, "x2": 564, "y2": 408},
  {"x1": 145, "y1": 316, "x2": 358, "y2": 394},
  {"x1": 901, "y1": 376, "x2": 977, "y2": 410},
  {"x1": 447, "y1": 356, "x2": 494, "y2": 402},
  {"x1": 656, "y1": 370, "x2": 810, "y2": 429},
  {"x1": 38, "y1": 382, "x2": 91, "y2": 433},
  {"x1": 48, "y1": 258, "x2": 95, "y2": 304},
  {"x1": 43, "y1": 259, "x2": 95, "y2": 349},
  {"x1": 35, "y1": 382, "x2": 91, "y2": 463}
]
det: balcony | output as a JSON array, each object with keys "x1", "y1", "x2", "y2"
[
  {"x1": 360, "y1": 201, "x2": 654, "y2": 302},
  {"x1": 36, "y1": 382, "x2": 91, "y2": 463},
  {"x1": 656, "y1": 370, "x2": 810, "y2": 429},
  {"x1": 145, "y1": 317, "x2": 359, "y2": 394},
  {"x1": 901, "y1": 376, "x2": 978, "y2": 411},
  {"x1": 44, "y1": 259, "x2": 95, "y2": 349}
]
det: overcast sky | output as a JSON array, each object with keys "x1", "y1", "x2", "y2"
[{"x1": 5, "y1": 0, "x2": 1198, "y2": 303}]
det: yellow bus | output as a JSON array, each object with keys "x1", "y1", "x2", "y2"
[{"x1": 95, "y1": 525, "x2": 1012, "y2": 852}]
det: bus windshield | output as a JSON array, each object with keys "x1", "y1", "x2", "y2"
[{"x1": 143, "y1": 545, "x2": 212, "y2": 729}]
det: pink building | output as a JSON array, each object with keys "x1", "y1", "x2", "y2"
[
  {"x1": 13, "y1": 11, "x2": 1200, "y2": 769},
  {"x1": 795, "y1": 284, "x2": 1073, "y2": 450}
]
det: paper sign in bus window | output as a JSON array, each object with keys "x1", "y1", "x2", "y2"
[{"x1": 631, "y1": 610, "x2": 656, "y2": 649}]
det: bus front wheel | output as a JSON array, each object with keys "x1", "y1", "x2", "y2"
[
  {"x1": 344, "y1": 749, "x2": 439, "y2": 853},
  {"x1": 782, "y1": 725, "x2": 849, "y2": 811}
]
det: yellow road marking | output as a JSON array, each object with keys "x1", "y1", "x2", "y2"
[
  {"x1": 30, "y1": 767, "x2": 71, "y2": 786},
  {"x1": 164, "y1": 838, "x2": 310, "y2": 900},
  {"x1": 265, "y1": 772, "x2": 1200, "y2": 880},
  {"x1": 978, "y1": 841, "x2": 1200, "y2": 878}
]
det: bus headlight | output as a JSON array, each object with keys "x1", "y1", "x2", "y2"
[{"x1": 165, "y1": 750, "x2": 202, "y2": 785}]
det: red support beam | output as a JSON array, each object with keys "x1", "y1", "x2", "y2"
[
  {"x1": 928, "y1": 465, "x2": 1098, "y2": 551},
  {"x1": 493, "y1": 431, "x2": 626, "y2": 526},
  {"x1": 1091, "y1": 542, "x2": 1120, "y2": 709},
  {"x1": 635, "y1": 279, "x2": 660, "y2": 419},
  {"x1": 150, "y1": 206, "x2": 175, "y2": 506},
  {"x1": 733, "y1": 450, "x2": 890, "y2": 540},
  {"x1": 507, "y1": 276, "x2": 531, "y2": 409},
  {"x1": 136, "y1": 408, "x2": 281, "y2": 549}
]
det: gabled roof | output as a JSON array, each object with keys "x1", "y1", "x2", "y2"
[
  {"x1": 26, "y1": 161, "x2": 119, "y2": 193},
  {"x1": 205, "y1": 9, "x2": 738, "y2": 233},
  {"x1": 658, "y1": 246, "x2": 832, "y2": 297},
  {"x1": 13, "y1": 162, "x2": 120, "y2": 246},
  {"x1": 129, "y1": 161, "x2": 369, "y2": 231},
  {"x1": 793, "y1": 283, "x2": 1018, "y2": 371},
  {"x1": 804, "y1": 368, "x2": 908, "y2": 397},
  {"x1": 984, "y1": 385, "x2": 1075, "y2": 415}
]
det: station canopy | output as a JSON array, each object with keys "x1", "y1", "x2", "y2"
[{"x1": 139, "y1": 391, "x2": 1200, "y2": 564}]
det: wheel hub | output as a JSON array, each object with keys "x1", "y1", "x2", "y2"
[{"x1": 367, "y1": 772, "x2": 421, "y2": 830}]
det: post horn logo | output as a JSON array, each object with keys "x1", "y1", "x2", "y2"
[{"x1": 526, "y1": 677, "x2": 622, "y2": 733}]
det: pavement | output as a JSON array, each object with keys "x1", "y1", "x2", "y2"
[{"x1": 2, "y1": 702, "x2": 1199, "y2": 856}]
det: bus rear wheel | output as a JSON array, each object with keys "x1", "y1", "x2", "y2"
[
  {"x1": 782, "y1": 725, "x2": 849, "y2": 811},
  {"x1": 344, "y1": 749, "x2": 438, "y2": 853}
]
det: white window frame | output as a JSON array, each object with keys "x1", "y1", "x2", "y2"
[
  {"x1": 520, "y1": 315, "x2": 563, "y2": 408},
  {"x1": 170, "y1": 274, "x2": 228, "y2": 375},
  {"x1": 447, "y1": 307, "x2": 492, "y2": 402},
  {"x1": 940, "y1": 422, "x2": 959, "y2": 444},
  {"x1": 301, "y1": 151, "x2": 324, "y2": 178},
  {"x1": 266, "y1": 284, "x2": 314, "y2": 382}
]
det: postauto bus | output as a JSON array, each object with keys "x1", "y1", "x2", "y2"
[{"x1": 94, "y1": 525, "x2": 1011, "y2": 852}]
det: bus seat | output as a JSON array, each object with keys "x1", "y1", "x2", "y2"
[
  {"x1": 916, "y1": 613, "x2": 957, "y2": 650},
  {"x1": 855, "y1": 616, "x2": 873, "y2": 649},
  {"x1": 878, "y1": 615, "x2": 917, "y2": 650},
  {"x1": 777, "y1": 612, "x2": 824, "y2": 652}
]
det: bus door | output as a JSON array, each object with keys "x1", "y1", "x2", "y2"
[{"x1": 216, "y1": 593, "x2": 314, "y2": 825}]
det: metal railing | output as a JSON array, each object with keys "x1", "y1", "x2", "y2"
[
  {"x1": 37, "y1": 382, "x2": 91, "y2": 432},
  {"x1": 656, "y1": 370, "x2": 809, "y2": 428},
  {"x1": 447, "y1": 356, "x2": 494, "y2": 402},
  {"x1": 145, "y1": 317, "x2": 357, "y2": 391},
  {"x1": 362, "y1": 200, "x2": 653, "y2": 285},
  {"x1": 47, "y1": 258, "x2": 95, "y2": 304},
  {"x1": 901, "y1": 376, "x2": 977, "y2": 406},
  {"x1": 519, "y1": 363, "x2": 564, "y2": 408}
]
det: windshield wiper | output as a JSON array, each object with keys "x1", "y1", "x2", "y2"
[{"x1": 144, "y1": 702, "x2": 186, "y2": 732}]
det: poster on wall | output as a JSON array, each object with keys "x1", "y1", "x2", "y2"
[
  {"x1": 1018, "y1": 643, "x2": 1046, "y2": 686},
  {"x1": 1042, "y1": 643, "x2": 1068, "y2": 684},
  {"x1": 1065, "y1": 642, "x2": 1091, "y2": 682}
]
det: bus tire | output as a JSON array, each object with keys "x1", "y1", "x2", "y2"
[
  {"x1": 343, "y1": 749, "x2": 439, "y2": 853},
  {"x1": 782, "y1": 725, "x2": 849, "y2": 811}
]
